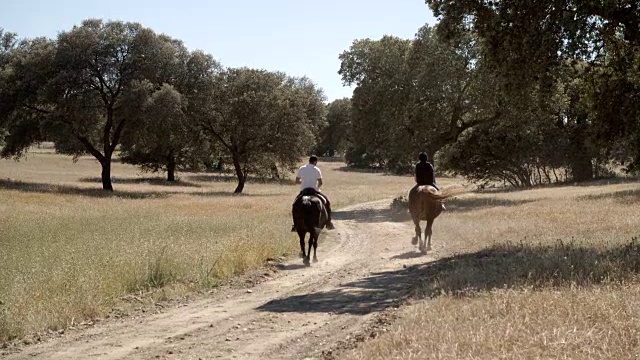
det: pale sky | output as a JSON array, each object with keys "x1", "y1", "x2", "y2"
[{"x1": 1, "y1": 0, "x2": 436, "y2": 101}]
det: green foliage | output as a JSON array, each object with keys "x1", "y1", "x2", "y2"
[
  {"x1": 0, "y1": 36, "x2": 56, "y2": 158},
  {"x1": 427, "y1": 0, "x2": 639, "y2": 87},
  {"x1": 0, "y1": 20, "x2": 324, "y2": 193},
  {"x1": 315, "y1": 98, "x2": 351, "y2": 157},
  {"x1": 0, "y1": 20, "x2": 178, "y2": 190},
  {"x1": 0, "y1": 28, "x2": 18, "y2": 128},
  {"x1": 198, "y1": 67, "x2": 326, "y2": 193},
  {"x1": 120, "y1": 84, "x2": 193, "y2": 180},
  {"x1": 339, "y1": 27, "x2": 501, "y2": 172},
  {"x1": 118, "y1": 44, "x2": 223, "y2": 181},
  {"x1": 337, "y1": 2, "x2": 637, "y2": 185},
  {"x1": 118, "y1": 40, "x2": 224, "y2": 180},
  {"x1": 426, "y1": 0, "x2": 640, "y2": 182},
  {"x1": 340, "y1": 36, "x2": 412, "y2": 170},
  {"x1": 440, "y1": 119, "x2": 570, "y2": 187}
]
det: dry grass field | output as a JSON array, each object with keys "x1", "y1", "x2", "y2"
[
  {"x1": 0, "y1": 148, "x2": 420, "y2": 342},
  {"x1": 3, "y1": 146, "x2": 640, "y2": 360},
  {"x1": 344, "y1": 181, "x2": 640, "y2": 359}
]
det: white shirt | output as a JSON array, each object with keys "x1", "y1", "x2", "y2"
[{"x1": 297, "y1": 164, "x2": 322, "y2": 191}]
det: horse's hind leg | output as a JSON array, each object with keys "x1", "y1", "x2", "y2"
[
  {"x1": 412, "y1": 218, "x2": 421, "y2": 246},
  {"x1": 422, "y1": 219, "x2": 434, "y2": 254},
  {"x1": 312, "y1": 232, "x2": 319, "y2": 263},
  {"x1": 304, "y1": 235, "x2": 313, "y2": 266},
  {"x1": 298, "y1": 230, "x2": 305, "y2": 258},
  {"x1": 298, "y1": 232, "x2": 310, "y2": 265}
]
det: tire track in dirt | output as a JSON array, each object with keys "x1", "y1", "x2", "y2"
[{"x1": 4, "y1": 200, "x2": 445, "y2": 360}]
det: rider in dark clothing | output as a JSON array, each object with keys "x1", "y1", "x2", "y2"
[
  {"x1": 414, "y1": 152, "x2": 439, "y2": 190},
  {"x1": 411, "y1": 152, "x2": 445, "y2": 210}
]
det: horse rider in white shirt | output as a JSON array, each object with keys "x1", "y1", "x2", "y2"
[{"x1": 291, "y1": 155, "x2": 335, "y2": 231}]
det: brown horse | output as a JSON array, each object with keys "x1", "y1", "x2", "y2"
[
  {"x1": 408, "y1": 185, "x2": 463, "y2": 254},
  {"x1": 292, "y1": 195, "x2": 328, "y2": 266}
]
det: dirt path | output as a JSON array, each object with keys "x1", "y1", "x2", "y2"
[{"x1": 5, "y1": 200, "x2": 446, "y2": 360}]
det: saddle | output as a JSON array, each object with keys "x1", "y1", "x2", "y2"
[
  {"x1": 295, "y1": 189, "x2": 329, "y2": 225},
  {"x1": 298, "y1": 188, "x2": 328, "y2": 206}
]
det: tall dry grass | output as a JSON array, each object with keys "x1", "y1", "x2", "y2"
[
  {"x1": 344, "y1": 181, "x2": 640, "y2": 359},
  {"x1": 0, "y1": 149, "x2": 430, "y2": 341}
]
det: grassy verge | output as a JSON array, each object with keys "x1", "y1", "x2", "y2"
[
  {"x1": 344, "y1": 180, "x2": 640, "y2": 359},
  {"x1": 0, "y1": 150, "x2": 426, "y2": 341}
]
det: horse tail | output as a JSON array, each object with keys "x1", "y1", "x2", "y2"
[
  {"x1": 418, "y1": 186, "x2": 467, "y2": 200},
  {"x1": 302, "y1": 196, "x2": 322, "y2": 233}
]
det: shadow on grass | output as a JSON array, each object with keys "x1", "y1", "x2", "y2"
[
  {"x1": 78, "y1": 176, "x2": 203, "y2": 188},
  {"x1": 573, "y1": 177, "x2": 639, "y2": 187},
  {"x1": 334, "y1": 166, "x2": 418, "y2": 178},
  {"x1": 413, "y1": 238, "x2": 640, "y2": 298},
  {"x1": 187, "y1": 174, "x2": 238, "y2": 183},
  {"x1": 0, "y1": 179, "x2": 170, "y2": 199},
  {"x1": 478, "y1": 177, "x2": 640, "y2": 194},
  {"x1": 335, "y1": 166, "x2": 387, "y2": 174},
  {"x1": 0, "y1": 179, "x2": 279, "y2": 199},
  {"x1": 258, "y1": 238, "x2": 640, "y2": 316},
  {"x1": 190, "y1": 191, "x2": 284, "y2": 198},
  {"x1": 578, "y1": 188, "x2": 640, "y2": 204},
  {"x1": 445, "y1": 197, "x2": 537, "y2": 213},
  {"x1": 187, "y1": 174, "x2": 296, "y2": 186}
]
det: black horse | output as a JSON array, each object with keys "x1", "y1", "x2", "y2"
[{"x1": 292, "y1": 194, "x2": 327, "y2": 266}]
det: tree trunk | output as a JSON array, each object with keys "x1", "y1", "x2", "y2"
[
  {"x1": 536, "y1": 166, "x2": 543, "y2": 185},
  {"x1": 232, "y1": 153, "x2": 246, "y2": 194},
  {"x1": 568, "y1": 117, "x2": 593, "y2": 182},
  {"x1": 101, "y1": 159, "x2": 113, "y2": 191},
  {"x1": 542, "y1": 166, "x2": 552, "y2": 184},
  {"x1": 570, "y1": 155, "x2": 593, "y2": 182},
  {"x1": 167, "y1": 156, "x2": 176, "y2": 182}
]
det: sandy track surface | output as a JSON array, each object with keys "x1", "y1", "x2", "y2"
[{"x1": 5, "y1": 200, "x2": 443, "y2": 360}]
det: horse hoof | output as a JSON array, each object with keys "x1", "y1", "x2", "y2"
[
  {"x1": 303, "y1": 258, "x2": 310, "y2": 266},
  {"x1": 426, "y1": 245, "x2": 432, "y2": 251},
  {"x1": 411, "y1": 237, "x2": 419, "y2": 245},
  {"x1": 420, "y1": 248, "x2": 428, "y2": 255},
  {"x1": 313, "y1": 257, "x2": 318, "y2": 263}
]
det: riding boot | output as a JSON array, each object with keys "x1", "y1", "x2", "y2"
[
  {"x1": 326, "y1": 221, "x2": 335, "y2": 230},
  {"x1": 325, "y1": 198, "x2": 335, "y2": 230}
]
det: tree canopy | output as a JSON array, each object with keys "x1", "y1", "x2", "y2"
[
  {"x1": 1, "y1": 20, "x2": 327, "y2": 193},
  {"x1": 197, "y1": 68, "x2": 326, "y2": 193},
  {"x1": 330, "y1": 4, "x2": 639, "y2": 186},
  {"x1": 339, "y1": 27, "x2": 501, "y2": 172},
  {"x1": 426, "y1": 0, "x2": 640, "y2": 180},
  {"x1": 2, "y1": 7, "x2": 639, "y2": 191}
]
